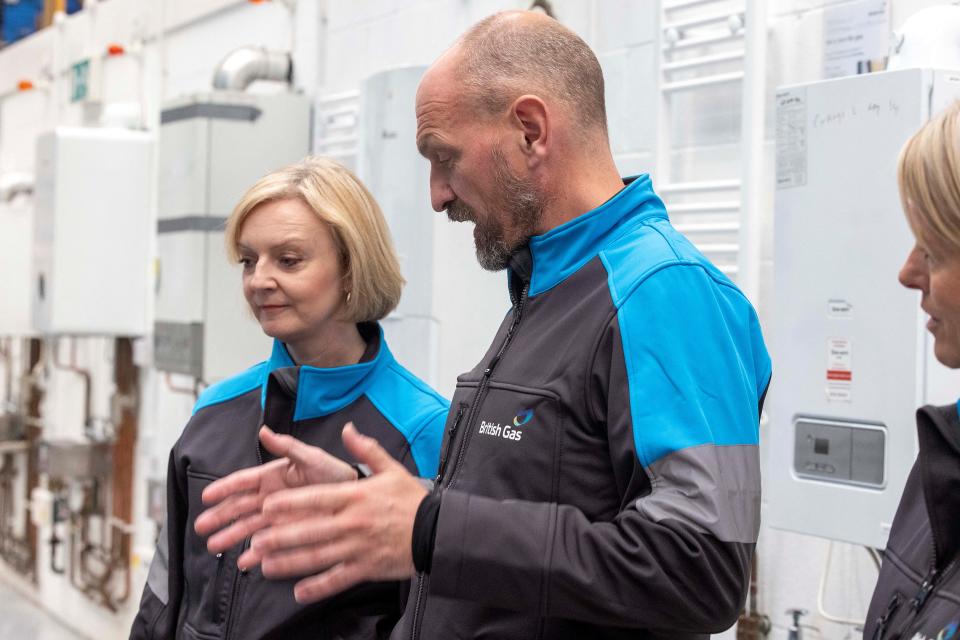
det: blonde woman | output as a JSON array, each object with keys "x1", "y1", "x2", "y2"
[
  {"x1": 130, "y1": 157, "x2": 448, "y2": 640},
  {"x1": 865, "y1": 102, "x2": 960, "y2": 638}
]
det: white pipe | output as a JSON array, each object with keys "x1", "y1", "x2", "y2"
[
  {"x1": 659, "y1": 179, "x2": 741, "y2": 194},
  {"x1": 697, "y1": 243, "x2": 740, "y2": 253},
  {"x1": 211, "y1": 46, "x2": 292, "y2": 91},
  {"x1": 316, "y1": 90, "x2": 360, "y2": 105},
  {"x1": 674, "y1": 221, "x2": 741, "y2": 233},
  {"x1": 736, "y1": 0, "x2": 766, "y2": 304},
  {"x1": 663, "y1": 31, "x2": 743, "y2": 51},
  {"x1": 662, "y1": 71, "x2": 744, "y2": 92},
  {"x1": 315, "y1": 134, "x2": 359, "y2": 148},
  {"x1": 668, "y1": 201, "x2": 740, "y2": 213},
  {"x1": 663, "y1": 10, "x2": 745, "y2": 32},
  {"x1": 664, "y1": 0, "x2": 731, "y2": 11},
  {"x1": 662, "y1": 50, "x2": 745, "y2": 72}
]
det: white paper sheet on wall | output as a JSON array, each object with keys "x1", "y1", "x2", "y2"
[
  {"x1": 823, "y1": 0, "x2": 891, "y2": 79},
  {"x1": 775, "y1": 88, "x2": 807, "y2": 190}
]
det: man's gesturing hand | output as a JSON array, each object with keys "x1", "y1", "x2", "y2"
[
  {"x1": 194, "y1": 425, "x2": 358, "y2": 554},
  {"x1": 243, "y1": 423, "x2": 428, "y2": 604}
]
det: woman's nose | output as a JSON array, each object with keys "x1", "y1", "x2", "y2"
[
  {"x1": 248, "y1": 262, "x2": 276, "y2": 290},
  {"x1": 898, "y1": 245, "x2": 927, "y2": 291}
]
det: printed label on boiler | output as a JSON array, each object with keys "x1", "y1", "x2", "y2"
[{"x1": 826, "y1": 338, "x2": 852, "y2": 402}]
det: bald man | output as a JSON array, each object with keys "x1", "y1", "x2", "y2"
[{"x1": 196, "y1": 11, "x2": 771, "y2": 639}]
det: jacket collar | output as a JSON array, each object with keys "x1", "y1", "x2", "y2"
[
  {"x1": 916, "y1": 403, "x2": 960, "y2": 568},
  {"x1": 259, "y1": 324, "x2": 392, "y2": 421},
  {"x1": 512, "y1": 174, "x2": 667, "y2": 297}
]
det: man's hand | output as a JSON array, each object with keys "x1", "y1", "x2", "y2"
[
  {"x1": 240, "y1": 423, "x2": 428, "y2": 604},
  {"x1": 194, "y1": 425, "x2": 358, "y2": 553}
]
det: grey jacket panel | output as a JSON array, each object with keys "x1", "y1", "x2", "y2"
[
  {"x1": 132, "y1": 381, "x2": 423, "y2": 640},
  {"x1": 865, "y1": 404, "x2": 960, "y2": 639},
  {"x1": 640, "y1": 444, "x2": 761, "y2": 544}
]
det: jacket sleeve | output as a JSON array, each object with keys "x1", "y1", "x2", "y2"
[
  {"x1": 129, "y1": 449, "x2": 188, "y2": 640},
  {"x1": 428, "y1": 264, "x2": 772, "y2": 632}
]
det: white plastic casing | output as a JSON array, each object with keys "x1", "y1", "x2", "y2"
[
  {"x1": 0, "y1": 196, "x2": 35, "y2": 336},
  {"x1": 769, "y1": 69, "x2": 960, "y2": 548},
  {"x1": 32, "y1": 127, "x2": 154, "y2": 336},
  {"x1": 154, "y1": 92, "x2": 310, "y2": 382}
]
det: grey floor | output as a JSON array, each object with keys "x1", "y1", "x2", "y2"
[{"x1": 0, "y1": 578, "x2": 84, "y2": 640}]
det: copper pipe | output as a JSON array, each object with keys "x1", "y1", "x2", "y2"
[
  {"x1": 0, "y1": 338, "x2": 13, "y2": 407},
  {"x1": 110, "y1": 337, "x2": 136, "y2": 586}
]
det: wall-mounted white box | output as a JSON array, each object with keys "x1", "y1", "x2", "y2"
[
  {"x1": 769, "y1": 69, "x2": 960, "y2": 549},
  {"x1": 154, "y1": 92, "x2": 311, "y2": 382},
  {"x1": 32, "y1": 127, "x2": 154, "y2": 336},
  {"x1": 0, "y1": 196, "x2": 35, "y2": 336}
]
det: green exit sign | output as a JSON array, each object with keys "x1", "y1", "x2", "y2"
[{"x1": 71, "y1": 59, "x2": 90, "y2": 102}]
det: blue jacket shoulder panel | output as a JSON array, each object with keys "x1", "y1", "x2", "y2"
[
  {"x1": 192, "y1": 362, "x2": 268, "y2": 415},
  {"x1": 365, "y1": 361, "x2": 450, "y2": 478},
  {"x1": 599, "y1": 217, "x2": 733, "y2": 306},
  {"x1": 600, "y1": 222, "x2": 772, "y2": 469}
]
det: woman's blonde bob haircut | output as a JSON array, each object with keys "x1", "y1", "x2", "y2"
[
  {"x1": 899, "y1": 100, "x2": 960, "y2": 252},
  {"x1": 225, "y1": 156, "x2": 404, "y2": 323}
]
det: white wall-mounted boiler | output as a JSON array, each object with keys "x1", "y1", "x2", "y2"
[
  {"x1": 33, "y1": 127, "x2": 154, "y2": 336},
  {"x1": 769, "y1": 69, "x2": 960, "y2": 549}
]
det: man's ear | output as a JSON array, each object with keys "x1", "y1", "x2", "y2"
[{"x1": 510, "y1": 95, "x2": 549, "y2": 167}]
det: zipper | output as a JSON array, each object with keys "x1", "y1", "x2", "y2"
[
  {"x1": 410, "y1": 282, "x2": 529, "y2": 640},
  {"x1": 223, "y1": 540, "x2": 251, "y2": 640},
  {"x1": 211, "y1": 552, "x2": 226, "y2": 624},
  {"x1": 893, "y1": 557, "x2": 959, "y2": 639},
  {"x1": 410, "y1": 402, "x2": 465, "y2": 638},
  {"x1": 872, "y1": 593, "x2": 901, "y2": 640},
  {"x1": 435, "y1": 403, "x2": 467, "y2": 483},
  {"x1": 409, "y1": 572, "x2": 428, "y2": 640},
  {"x1": 445, "y1": 283, "x2": 529, "y2": 489}
]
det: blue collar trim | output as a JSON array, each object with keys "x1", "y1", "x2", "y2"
[
  {"x1": 526, "y1": 174, "x2": 667, "y2": 296},
  {"x1": 261, "y1": 327, "x2": 394, "y2": 421}
]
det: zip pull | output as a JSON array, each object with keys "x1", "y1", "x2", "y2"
[
  {"x1": 911, "y1": 569, "x2": 937, "y2": 610},
  {"x1": 435, "y1": 403, "x2": 467, "y2": 483},
  {"x1": 872, "y1": 593, "x2": 901, "y2": 640}
]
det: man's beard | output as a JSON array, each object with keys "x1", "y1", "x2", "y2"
[{"x1": 446, "y1": 148, "x2": 544, "y2": 271}]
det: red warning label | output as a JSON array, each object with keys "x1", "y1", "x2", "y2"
[{"x1": 826, "y1": 370, "x2": 852, "y2": 381}]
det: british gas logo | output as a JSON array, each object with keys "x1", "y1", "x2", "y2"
[
  {"x1": 916, "y1": 620, "x2": 960, "y2": 640},
  {"x1": 938, "y1": 621, "x2": 959, "y2": 640},
  {"x1": 478, "y1": 408, "x2": 534, "y2": 443},
  {"x1": 514, "y1": 408, "x2": 534, "y2": 427}
]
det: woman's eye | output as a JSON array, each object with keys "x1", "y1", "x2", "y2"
[
  {"x1": 239, "y1": 257, "x2": 254, "y2": 269},
  {"x1": 279, "y1": 256, "x2": 302, "y2": 268}
]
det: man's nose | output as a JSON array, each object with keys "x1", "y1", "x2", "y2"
[
  {"x1": 898, "y1": 245, "x2": 927, "y2": 291},
  {"x1": 430, "y1": 168, "x2": 454, "y2": 212}
]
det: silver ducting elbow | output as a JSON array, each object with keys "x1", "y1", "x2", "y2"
[
  {"x1": 0, "y1": 173, "x2": 34, "y2": 202},
  {"x1": 212, "y1": 46, "x2": 292, "y2": 91}
]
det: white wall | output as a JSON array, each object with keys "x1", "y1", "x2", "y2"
[{"x1": 0, "y1": 0, "x2": 950, "y2": 638}]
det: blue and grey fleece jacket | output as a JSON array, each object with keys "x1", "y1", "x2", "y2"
[
  {"x1": 130, "y1": 324, "x2": 448, "y2": 640},
  {"x1": 396, "y1": 175, "x2": 772, "y2": 640}
]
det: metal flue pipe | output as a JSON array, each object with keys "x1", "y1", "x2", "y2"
[{"x1": 212, "y1": 46, "x2": 292, "y2": 91}]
